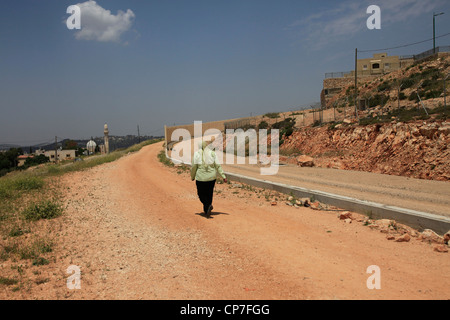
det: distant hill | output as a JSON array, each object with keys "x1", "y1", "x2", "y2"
[
  {"x1": 1, "y1": 136, "x2": 162, "y2": 153},
  {"x1": 0, "y1": 144, "x2": 21, "y2": 151}
]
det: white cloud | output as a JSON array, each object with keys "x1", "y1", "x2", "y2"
[{"x1": 72, "y1": 0, "x2": 135, "y2": 43}]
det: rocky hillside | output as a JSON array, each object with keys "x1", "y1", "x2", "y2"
[
  {"x1": 278, "y1": 55, "x2": 450, "y2": 181},
  {"x1": 280, "y1": 119, "x2": 450, "y2": 181}
]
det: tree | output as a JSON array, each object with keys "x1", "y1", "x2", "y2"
[
  {"x1": 0, "y1": 148, "x2": 23, "y2": 174},
  {"x1": 23, "y1": 155, "x2": 49, "y2": 167},
  {"x1": 63, "y1": 140, "x2": 78, "y2": 150}
]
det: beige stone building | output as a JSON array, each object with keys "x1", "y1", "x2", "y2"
[
  {"x1": 322, "y1": 53, "x2": 414, "y2": 108},
  {"x1": 35, "y1": 149, "x2": 76, "y2": 162},
  {"x1": 355, "y1": 53, "x2": 413, "y2": 77}
]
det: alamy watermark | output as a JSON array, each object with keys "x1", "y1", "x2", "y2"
[
  {"x1": 168, "y1": 121, "x2": 280, "y2": 175},
  {"x1": 66, "y1": 5, "x2": 81, "y2": 30},
  {"x1": 367, "y1": 5, "x2": 381, "y2": 30},
  {"x1": 366, "y1": 265, "x2": 381, "y2": 289},
  {"x1": 67, "y1": 265, "x2": 81, "y2": 290}
]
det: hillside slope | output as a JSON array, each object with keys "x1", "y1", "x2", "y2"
[
  {"x1": 281, "y1": 120, "x2": 450, "y2": 181},
  {"x1": 280, "y1": 55, "x2": 450, "y2": 181}
]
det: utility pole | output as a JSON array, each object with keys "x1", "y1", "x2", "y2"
[
  {"x1": 444, "y1": 74, "x2": 448, "y2": 109},
  {"x1": 333, "y1": 101, "x2": 336, "y2": 122},
  {"x1": 54, "y1": 136, "x2": 58, "y2": 164},
  {"x1": 137, "y1": 125, "x2": 141, "y2": 143},
  {"x1": 433, "y1": 12, "x2": 444, "y2": 54},
  {"x1": 397, "y1": 82, "x2": 403, "y2": 110},
  {"x1": 354, "y1": 48, "x2": 359, "y2": 123}
]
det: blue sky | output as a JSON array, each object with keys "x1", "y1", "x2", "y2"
[{"x1": 1, "y1": 0, "x2": 449, "y2": 146}]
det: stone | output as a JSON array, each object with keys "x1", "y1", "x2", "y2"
[
  {"x1": 271, "y1": 201, "x2": 277, "y2": 206},
  {"x1": 296, "y1": 155, "x2": 314, "y2": 167},
  {"x1": 344, "y1": 218, "x2": 352, "y2": 224},
  {"x1": 433, "y1": 245, "x2": 448, "y2": 253},
  {"x1": 395, "y1": 234, "x2": 411, "y2": 242},
  {"x1": 444, "y1": 231, "x2": 450, "y2": 244},
  {"x1": 285, "y1": 201, "x2": 293, "y2": 206},
  {"x1": 375, "y1": 219, "x2": 396, "y2": 228},
  {"x1": 386, "y1": 235, "x2": 395, "y2": 240},
  {"x1": 419, "y1": 229, "x2": 444, "y2": 244},
  {"x1": 338, "y1": 211, "x2": 352, "y2": 220},
  {"x1": 309, "y1": 201, "x2": 320, "y2": 209}
]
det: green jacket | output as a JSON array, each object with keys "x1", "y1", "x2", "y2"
[{"x1": 191, "y1": 141, "x2": 226, "y2": 182}]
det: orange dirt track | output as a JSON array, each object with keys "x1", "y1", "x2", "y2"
[{"x1": 7, "y1": 142, "x2": 449, "y2": 300}]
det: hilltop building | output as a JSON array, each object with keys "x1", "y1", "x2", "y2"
[
  {"x1": 321, "y1": 46, "x2": 450, "y2": 109},
  {"x1": 17, "y1": 154, "x2": 34, "y2": 166},
  {"x1": 34, "y1": 149, "x2": 76, "y2": 162}
]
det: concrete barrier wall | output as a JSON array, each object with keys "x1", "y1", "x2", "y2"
[
  {"x1": 165, "y1": 116, "x2": 261, "y2": 147},
  {"x1": 164, "y1": 112, "x2": 318, "y2": 147}
]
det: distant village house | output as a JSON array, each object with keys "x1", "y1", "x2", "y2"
[{"x1": 35, "y1": 149, "x2": 76, "y2": 162}]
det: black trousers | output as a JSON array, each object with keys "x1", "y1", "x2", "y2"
[{"x1": 195, "y1": 180, "x2": 216, "y2": 213}]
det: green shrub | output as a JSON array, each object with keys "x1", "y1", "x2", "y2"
[
  {"x1": 368, "y1": 93, "x2": 389, "y2": 108},
  {"x1": 32, "y1": 257, "x2": 49, "y2": 266},
  {"x1": 401, "y1": 78, "x2": 416, "y2": 89},
  {"x1": 377, "y1": 81, "x2": 391, "y2": 92},
  {"x1": 0, "y1": 277, "x2": 18, "y2": 286},
  {"x1": 264, "y1": 112, "x2": 280, "y2": 119},
  {"x1": 158, "y1": 150, "x2": 175, "y2": 167},
  {"x1": 22, "y1": 200, "x2": 63, "y2": 221},
  {"x1": 258, "y1": 121, "x2": 269, "y2": 130},
  {"x1": 12, "y1": 176, "x2": 44, "y2": 191},
  {"x1": 424, "y1": 90, "x2": 441, "y2": 99},
  {"x1": 408, "y1": 92, "x2": 419, "y2": 102}
]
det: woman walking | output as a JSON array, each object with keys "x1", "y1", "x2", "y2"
[{"x1": 191, "y1": 141, "x2": 227, "y2": 218}]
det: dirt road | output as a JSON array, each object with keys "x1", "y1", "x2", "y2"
[{"x1": 6, "y1": 142, "x2": 449, "y2": 300}]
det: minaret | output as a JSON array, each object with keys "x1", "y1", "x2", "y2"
[{"x1": 104, "y1": 123, "x2": 110, "y2": 154}]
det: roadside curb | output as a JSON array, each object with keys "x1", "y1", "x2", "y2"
[{"x1": 225, "y1": 171, "x2": 450, "y2": 235}]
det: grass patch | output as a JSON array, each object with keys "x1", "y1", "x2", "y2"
[
  {"x1": 264, "y1": 112, "x2": 280, "y2": 119},
  {"x1": 22, "y1": 200, "x2": 63, "y2": 221},
  {"x1": 0, "y1": 175, "x2": 45, "y2": 200},
  {"x1": 0, "y1": 277, "x2": 18, "y2": 286},
  {"x1": 359, "y1": 104, "x2": 449, "y2": 125},
  {"x1": 18, "y1": 238, "x2": 54, "y2": 260},
  {"x1": 158, "y1": 150, "x2": 175, "y2": 167},
  {"x1": 8, "y1": 224, "x2": 30, "y2": 237},
  {"x1": 32, "y1": 257, "x2": 50, "y2": 266}
]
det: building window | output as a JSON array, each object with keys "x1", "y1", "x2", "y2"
[
  {"x1": 384, "y1": 63, "x2": 390, "y2": 69},
  {"x1": 372, "y1": 63, "x2": 380, "y2": 69},
  {"x1": 363, "y1": 65, "x2": 368, "y2": 70}
]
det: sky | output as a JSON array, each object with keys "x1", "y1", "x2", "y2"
[{"x1": 1, "y1": 0, "x2": 449, "y2": 146}]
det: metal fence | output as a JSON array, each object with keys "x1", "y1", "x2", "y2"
[
  {"x1": 413, "y1": 46, "x2": 450, "y2": 61},
  {"x1": 325, "y1": 71, "x2": 353, "y2": 79},
  {"x1": 313, "y1": 75, "x2": 449, "y2": 128}
]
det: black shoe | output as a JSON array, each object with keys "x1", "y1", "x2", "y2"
[{"x1": 206, "y1": 205, "x2": 213, "y2": 218}]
